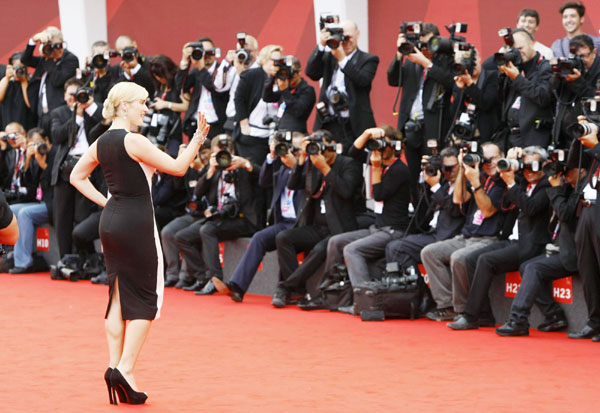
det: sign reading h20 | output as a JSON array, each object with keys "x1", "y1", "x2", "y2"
[
  {"x1": 505, "y1": 272, "x2": 573, "y2": 304},
  {"x1": 36, "y1": 228, "x2": 50, "y2": 251}
]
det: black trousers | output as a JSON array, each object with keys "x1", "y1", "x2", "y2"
[
  {"x1": 235, "y1": 134, "x2": 269, "y2": 166},
  {"x1": 510, "y1": 254, "x2": 569, "y2": 327},
  {"x1": 385, "y1": 233, "x2": 437, "y2": 269},
  {"x1": 464, "y1": 240, "x2": 546, "y2": 318},
  {"x1": 53, "y1": 177, "x2": 95, "y2": 257},
  {"x1": 72, "y1": 210, "x2": 101, "y2": 254},
  {"x1": 575, "y1": 207, "x2": 600, "y2": 329},
  {"x1": 275, "y1": 225, "x2": 330, "y2": 293},
  {"x1": 154, "y1": 206, "x2": 183, "y2": 233},
  {"x1": 175, "y1": 217, "x2": 256, "y2": 281}
]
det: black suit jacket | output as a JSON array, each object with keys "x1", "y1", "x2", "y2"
[
  {"x1": 21, "y1": 44, "x2": 79, "y2": 117},
  {"x1": 258, "y1": 158, "x2": 303, "y2": 224},
  {"x1": 194, "y1": 164, "x2": 265, "y2": 230},
  {"x1": 547, "y1": 182, "x2": 582, "y2": 272},
  {"x1": 262, "y1": 77, "x2": 316, "y2": 133},
  {"x1": 428, "y1": 181, "x2": 466, "y2": 241},
  {"x1": 585, "y1": 143, "x2": 600, "y2": 239},
  {"x1": 108, "y1": 58, "x2": 155, "y2": 97},
  {"x1": 234, "y1": 66, "x2": 268, "y2": 124},
  {"x1": 0, "y1": 147, "x2": 40, "y2": 202},
  {"x1": 49, "y1": 103, "x2": 103, "y2": 185},
  {"x1": 181, "y1": 63, "x2": 228, "y2": 131},
  {"x1": 503, "y1": 177, "x2": 552, "y2": 261},
  {"x1": 387, "y1": 54, "x2": 454, "y2": 145},
  {"x1": 288, "y1": 154, "x2": 362, "y2": 235},
  {"x1": 306, "y1": 47, "x2": 378, "y2": 134}
]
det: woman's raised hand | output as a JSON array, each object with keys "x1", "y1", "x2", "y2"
[{"x1": 194, "y1": 111, "x2": 211, "y2": 143}]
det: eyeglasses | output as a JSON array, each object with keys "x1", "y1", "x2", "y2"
[
  {"x1": 577, "y1": 51, "x2": 592, "y2": 59},
  {"x1": 442, "y1": 164, "x2": 458, "y2": 172}
]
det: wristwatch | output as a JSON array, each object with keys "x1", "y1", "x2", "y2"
[
  {"x1": 472, "y1": 185, "x2": 482, "y2": 192},
  {"x1": 245, "y1": 161, "x2": 251, "y2": 171}
]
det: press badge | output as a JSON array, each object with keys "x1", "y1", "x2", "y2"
[
  {"x1": 472, "y1": 209, "x2": 484, "y2": 226},
  {"x1": 374, "y1": 201, "x2": 384, "y2": 214},
  {"x1": 320, "y1": 200, "x2": 326, "y2": 214}
]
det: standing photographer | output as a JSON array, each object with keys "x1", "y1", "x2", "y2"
[
  {"x1": 551, "y1": 35, "x2": 600, "y2": 149},
  {"x1": 174, "y1": 135, "x2": 264, "y2": 294},
  {"x1": 497, "y1": 29, "x2": 553, "y2": 149},
  {"x1": 111, "y1": 35, "x2": 155, "y2": 96},
  {"x1": 21, "y1": 26, "x2": 79, "y2": 133},
  {"x1": 50, "y1": 77, "x2": 103, "y2": 258},
  {"x1": 387, "y1": 23, "x2": 455, "y2": 200},
  {"x1": 0, "y1": 53, "x2": 35, "y2": 130},
  {"x1": 307, "y1": 20, "x2": 379, "y2": 151},
  {"x1": 271, "y1": 130, "x2": 362, "y2": 307},
  {"x1": 262, "y1": 57, "x2": 316, "y2": 134},
  {"x1": 83, "y1": 40, "x2": 117, "y2": 108}
]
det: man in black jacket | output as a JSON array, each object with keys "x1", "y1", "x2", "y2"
[
  {"x1": 212, "y1": 132, "x2": 305, "y2": 302},
  {"x1": 21, "y1": 26, "x2": 78, "y2": 134},
  {"x1": 110, "y1": 35, "x2": 154, "y2": 97},
  {"x1": 263, "y1": 57, "x2": 316, "y2": 134},
  {"x1": 272, "y1": 130, "x2": 362, "y2": 307},
  {"x1": 174, "y1": 135, "x2": 264, "y2": 294},
  {"x1": 449, "y1": 146, "x2": 552, "y2": 329},
  {"x1": 387, "y1": 23, "x2": 455, "y2": 200},
  {"x1": 551, "y1": 34, "x2": 600, "y2": 149},
  {"x1": 496, "y1": 165, "x2": 586, "y2": 336},
  {"x1": 498, "y1": 29, "x2": 554, "y2": 149},
  {"x1": 306, "y1": 20, "x2": 379, "y2": 151},
  {"x1": 50, "y1": 77, "x2": 103, "y2": 258}
]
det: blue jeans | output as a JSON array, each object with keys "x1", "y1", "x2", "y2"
[{"x1": 11, "y1": 202, "x2": 49, "y2": 267}]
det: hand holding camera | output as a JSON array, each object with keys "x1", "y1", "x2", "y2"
[
  {"x1": 548, "y1": 173, "x2": 563, "y2": 187},
  {"x1": 319, "y1": 28, "x2": 332, "y2": 48},
  {"x1": 309, "y1": 151, "x2": 329, "y2": 174},
  {"x1": 576, "y1": 115, "x2": 599, "y2": 148},
  {"x1": 498, "y1": 61, "x2": 519, "y2": 80},
  {"x1": 454, "y1": 70, "x2": 473, "y2": 89},
  {"x1": 32, "y1": 31, "x2": 50, "y2": 44},
  {"x1": 406, "y1": 46, "x2": 431, "y2": 68},
  {"x1": 369, "y1": 149, "x2": 382, "y2": 168},
  {"x1": 150, "y1": 97, "x2": 168, "y2": 111}
]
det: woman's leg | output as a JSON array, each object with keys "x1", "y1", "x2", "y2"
[
  {"x1": 116, "y1": 319, "x2": 151, "y2": 391},
  {"x1": 105, "y1": 277, "x2": 125, "y2": 368}
]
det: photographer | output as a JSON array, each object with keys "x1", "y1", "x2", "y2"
[
  {"x1": 161, "y1": 142, "x2": 211, "y2": 288},
  {"x1": 320, "y1": 126, "x2": 409, "y2": 290},
  {"x1": 307, "y1": 20, "x2": 379, "y2": 151},
  {"x1": 234, "y1": 45, "x2": 282, "y2": 164},
  {"x1": 213, "y1": 132, "x2": 306, "y2": 302},
  {"x1": 452, "y1": 48, "x2": 502, "y2": 144},
  {"x1": 421, "y1": 142, "x2": 506, "y2": 321},
  {"x1": 0, "y1": 122, "x2": 40, "y2": 204},
  {"x1": 385, "y1": 146, "x2": 464, "y2": 279},
  {"x1": 448, "y1": 146, "x2": 552, "y2": 330},
  {"x1": 387, "y1": 23, "x2": 455, "y2": 200},
  {"x1": 145, "y1": 54, "x2": 189, "y2": 156},
  {"x1": 21, "y1": 26, "x2": 79, "y2": 133},
  {"x1": 551, "y1": 35, "x2": 600, "y2": 149},
  {"x1": 571, "y1": 118, "x2": 600, "y2": 340},
  {"x1": 497, "y1": 29, "x2": 553, "y2": 149},
  {"x1": 110, "y1": 35, "x2": 155, "y2": 96},
  {"x1": 83, "y1": 40, "x2": 117, "y2": 107},
  {"x1": 496, "y1": 160, "x2": 586, "y2": 336},
  {"x1": 9, "y1": 128, "x2": 55, "y2": 273},
  {"x1": 50, "y1": 77, "x2": 103, "y2": 258},
  {"x1": 174, "y1": 135, "x2": 264, "y2": 294},
  {"x1": 180, "y1": 38, "x2": 227, "y2": 140},
  {"x1": 271, "y1": 130, "x2": 362, "y2": 307},
  {"x1": 0, "y1": 53, "x2": 35, "y2": 130},
  {"x1": 262, "y1": 57, "x2": 316, "y2": 134}
]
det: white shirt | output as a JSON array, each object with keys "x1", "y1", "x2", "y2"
[
  {"x1": 429, "y1": 182, "x2": 454, "y2": 229},
  {"x1": 508, "y1": 182, "x2": 536, "y2": 241},
  {"x1": 68, "y1": 103, "x2": 98, "y2": 156},
  {"x1": 225, "y1": 61, "x2": 260, "y2": 119},
  {"x1": 319, "y1": 43, "x2": 356, "y2": 118},
  {"x1": 196, "y1": 61, "x2": 218, "y2": 124},
  {"x1": 534, "y1": 42, "x2": 554, "y2": 60}
]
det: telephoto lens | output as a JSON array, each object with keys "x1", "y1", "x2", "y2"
[
  {"x1": 497, "y1": 158, "x2": 520, "y2": 172},
  {"x1": 366, "y1": 138, "x2": 386, "y2": 151},
  {"x1": 463, "y1": 153, "x2": 481, "y2": 166},
  {"x1": 36, "y1": 142, "x2": 48, "y2": 155},
  {"x1": 216, "y1": 150, "x2": 232, "y2": 168}
]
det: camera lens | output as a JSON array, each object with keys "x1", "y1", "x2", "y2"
[
  {"x1": 365, "y1": 139, "x2": 384, "y2": 151},
  {"x1": 463, "y1": 153, "x2": 481, "y2": 166},
  {"x1": 36, "y1": 142, "x2": 48, "y2": 155},
  {"x1": 275, "y1": 143, "x2": 289, "y2": 156},
  {"x1": 306, "y1": 142, "x2": 321, "y2": 155},
  {"x1": 91, "y1": 54, "x2": 108, "y2": 69},
  {"x1": 76, "y1": 89, "x2": 90, "y2": 104},
  {"x1": 326, "y1": 37, "x2": 341, "y2": 49},
  {"x1": 42, "y1": 43, "x2": 53, "y2": 57},
  {"x1": 216, "y1": 150, "x2": 232, "y2": 168},
  {"x1": 237, "y1": 49, "x2": 249, "y2": 63},
  {"x1": 424, "y1": 164, "x2": 438, "y2": 176},
  {"x1": 191, "y1": 48, "x2": 204, "y2": 60}
]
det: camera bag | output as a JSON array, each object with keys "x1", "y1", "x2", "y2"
[{"x1": 353, "y1": 280, "x2": 423, "y2": 321}]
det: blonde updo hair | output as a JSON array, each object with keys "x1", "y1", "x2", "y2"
[{"x1": 102, "y1": 81, "x2": 149, "y2": 120}]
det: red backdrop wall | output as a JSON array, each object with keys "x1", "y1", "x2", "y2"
[{"x1": 2, "y1": 0, "x2": 599, "y2": 132}]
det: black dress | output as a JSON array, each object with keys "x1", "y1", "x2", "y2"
[{"x1": 97, "y1": 129, "x2": 164, "y2": 320}]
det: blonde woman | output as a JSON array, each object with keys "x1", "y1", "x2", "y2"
[{"x1": 70, "y1": 81, "x2": 209, "y2": 405}]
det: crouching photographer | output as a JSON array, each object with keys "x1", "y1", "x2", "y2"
[
  {"x1": 0, "y1": 122, "x2": 40, "y2": 204},
  {"x1": 551, "y1": 34, "x2": 600, "y2": 149},
  {"x1": 174, "y1": 135, "x2": 264, "y2": 294},
  {"x1": 262, "y1": 56, "x2": 316, "y2": 134}
]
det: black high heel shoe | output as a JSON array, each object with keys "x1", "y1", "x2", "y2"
[
  {"x1": 104, "y1": 367, "x2": 116, "y2": 405},
  {"x1": 110, "y1": 368, "x2": 148, "y2": 405}
]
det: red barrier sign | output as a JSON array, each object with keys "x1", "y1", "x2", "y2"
[
  {"x1": 36, "y1": 228, "x2": 50, "y2": 251},
  {"x1": 218, "y1": 242, "x2": 225, "y2": 268},
  {"x1": 505, "y1": 272, "x2": 573, "y2": 304}
]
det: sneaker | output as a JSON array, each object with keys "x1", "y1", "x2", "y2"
[
  {"x1": 271, "y1": 288, "x2": 288, "y2": 308},
  {"x1": 426, "y1": 307, "x2": 457, "y2": 321}
]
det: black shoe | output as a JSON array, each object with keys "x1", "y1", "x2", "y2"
[
  {"x1": 297, "y1": 294, "x2": 329, "y2": 311},
  {"x1": 447, "y1": 315, "x2": 479, "y2": 330},
  {"x1": 496, "y1": 321, "x2": 529, "y2": 337},
  {"x1": 91, "y1": 272, "x2": 108, "y2": 285},
  {"x1": 183, "y1": 279, "x2": 207, "y2": 292},
  {"x1": 174, "y1": 279, "x2": 193, "y2": 289},
  {"x1": 110, "y1": 368, "x2": 147, "y2": 405},
  {"x1": 337, "y1": 305, "x2": 357, "y2": 315},
  {"x1": 104, "y1": 367, "x2": 115, "y2": 405},
  {"x1": 9, "y1": 266, "x2": 33, "y2": 274},
  {"x1": 272, "y1": 288, "x2": 288, "y2": 308},
  {"x1": 426, "y1": 307, "x2": 456, "y2": 321},
  {"x1": 567, "y1": 325, "x2": 600, "y2": 339},
  {"x1": 537, "y1": 314, "x2": 568, "y2": 332},
  {"x1": 195, "y1": 280, "x2": 217, "y2": 295},
  {"x1": 164, "y1": 277, "x2": 179, "y2": 287},
  {"x1": 592, "y1": 334, "x2": 600, "y2": 342},
  {"x1": 212, "y1": 277, "x2": 244, "y2": 302}
]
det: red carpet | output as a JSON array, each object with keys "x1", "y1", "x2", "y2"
[{"x1": 0, "y1": 272, "x2": 598, "y2": 412}]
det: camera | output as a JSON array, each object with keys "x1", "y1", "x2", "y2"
[
  {"x1": 498, "y1": 27, "x2": 514, "y2": 48},
  {"x1": 186, "y1": 42, "x2": 204, "y2": 60},
  {"x1": 235, "y1": 32, "x2": 250, "y2": 64},
  {"x1": 423, "y1": 155, "x2": 442, "y2": 177},
  {"x1": 90, "y1": 50, "x2": 118, "y2": 69},
  {"x1": 205, "y1": 194, "x2": 240, "y2": 221},
  {"x1": 497, "y1": 158, "x2": 521, "y2": 172},
  {"x1": 140, "y1": 100, "x2": 171, "y2": 146},
  {"x1": 319, "y1": 13, "x2": 340, "y2": 30},
  {"x1": 452, "y1": 46, "x2": 476, "y2": 76},
  {"x1": 306, "y1": 132, "x2": 335, "y2": 155},
  {"x1": 120, "y1": 47, "x2": 138, "y2": 62},
  {"x1": 366, "y1": 137, "x2": 402, "y2": 152},
  {"x1": 428, "y1": 23, "x2": 468, "y2": 56},
  {"x1": 450, "y1": 104, "x2": 477, "y2": 140},
  {"x1": 398, "y1": 21, "x2": 422, "y2": 55},
  {"x1": 493, "y1": 49, "x2": 522, "y2": 67},
  {"x1": 186, "y1": 195, "x2": 208, "y2": 217},
  {"x1": 42, "y1": 42, "x2": 63, "y2": 57},
  {"x1": 461, "y1": 140, "x2": 483, "y2": 166},
  {"x1": 73, "y1": 87, "x2": 92, "y2": 104},
  {"x1": 325, "y1": 26, "x2": 348, "y2": 50},
  {"x1": 326, "y1": 86, "x2": 349, "y2": 113},
  {"x1": 383, "y1": 262, "x2": 420, "y2": 290},
  {"x1": 553, "y1": 45, "x2": 585, "y2": 76},
  {"x1": 14, "y1": 65, "x2": 26, "y2": 78},
  {"x1": 1, "y1": 133, "x2": 19, "y2": 141},
  {"x1": 36, "y1": 142, "x2": 48, "y2": 155},
  {"x1": 543, "y1": 147, "x2": 568, "y2": 176},
  {"x1": 272, "y1": 130, "x2": 293, "y2": 156},
  {"x1": 215, "y1": 135, "x2": 233, "y2": 168},
  {"x1": 273, "y1": 56, "x2": 295, "y2": 80},
  {"x1": 205, "y1": 48, "x2": 221, "y2": 58}
]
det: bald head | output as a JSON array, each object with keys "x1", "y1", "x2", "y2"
[
  {"x1": 339, "y1": 20, "x2": 359, "y2": 54},
  {"x1": 115, "y1": 35, "x2": 136, "y2": 53},
  {"x1": 513, "y1": 29, "x2": 537, "y2": 63}
]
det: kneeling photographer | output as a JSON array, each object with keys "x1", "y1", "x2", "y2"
[
  {"x1": 175, "y1": 135, "x2": 264, "y2": 295},
  {"x1": 551, "y1": 34, "x2": 600, "y2": 149},
  {"x1": 262, "y1": 56, "x2": 316, "y2": 134},
  {"x1": 0, "y1": 122, "x2": 40, "y2": 203}
]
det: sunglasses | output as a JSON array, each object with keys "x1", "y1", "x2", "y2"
[{"x1": 442, "y1": 164, "x2": 458, "y2": 172}]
